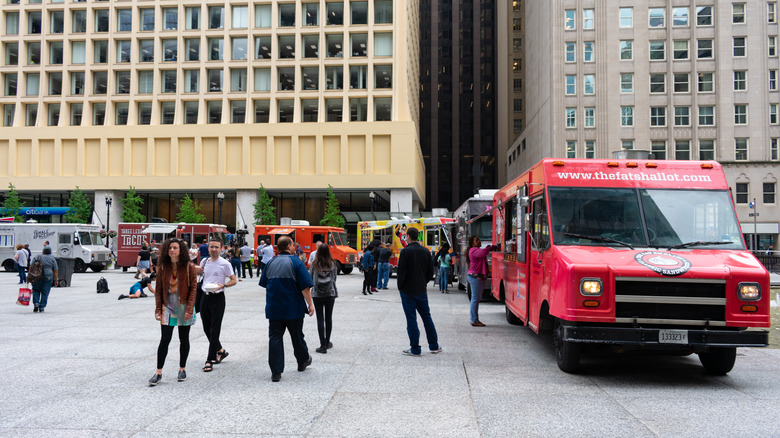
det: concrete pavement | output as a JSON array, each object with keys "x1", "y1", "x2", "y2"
[{"x1": 1, "y1": 267, "x2": 778, "y2": 437}]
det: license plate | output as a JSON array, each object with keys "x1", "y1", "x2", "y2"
[{"x1": 658, "y1": 329, "x2": 688, "y2": 344}]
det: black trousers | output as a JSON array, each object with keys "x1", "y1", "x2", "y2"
[
  {"x1": 157, "y1": 325, "x2": 191, "y2": 369},
  {"x1": 241, "y1": 260, "x2": 253, "y2": 278},
  {"x1": 256, "y1": 261, "x2": 265, "y2": 277},
  {"x1": 313, "y1": 297, "x2": 335, "y2": 348},
  {"x1": 200, "y1": 292, "x2": 226, "y2": 362},
  {"x1": 363, "y1": 269, "x2": 374, "y2": 291},
  {"x1": 268, "y1": 318, "x2": 309, "y2": 375}
]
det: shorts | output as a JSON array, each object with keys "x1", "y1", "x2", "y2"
[{"x1": 138, "y1": 260, "x2": 151, "y2": 270}]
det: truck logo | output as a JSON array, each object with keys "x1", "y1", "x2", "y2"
[
  {"x1": 33, "y1": 230, "x2": 57, "y2": 239},
  {"x1": 634, "y1": 251, "x2": 691, "y2": 276}
]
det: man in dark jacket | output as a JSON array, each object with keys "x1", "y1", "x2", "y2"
[{"x1": 396, "y1": 227, "x2": 442, "y2": 356}]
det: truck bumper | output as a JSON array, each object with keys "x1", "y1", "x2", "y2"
[{"x1": 563, "y1": 325, "x2": 769, "y2": 349}]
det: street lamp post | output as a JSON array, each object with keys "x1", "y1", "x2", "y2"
[
  {"x1": 749, "y1": 197, "x2": 759, "y2": 251},
  {"x1": 369, "y1": 191, "x2": 375, "y2": 212},
  {"x1": 105, "y1": 196, "x2": 112, "y2": 248},
  {"x1": 217, "y1": 192, "x2": 225, "y2": 225}
]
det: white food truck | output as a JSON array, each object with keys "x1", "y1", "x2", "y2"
[{"x1": 0, "y1": 223, "x2": 111, "y2": 273}]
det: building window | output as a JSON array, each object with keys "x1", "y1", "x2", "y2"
[
  {"x1": 5, "y1": 43, "x2": 18, "y2": 66},
  {"x1": 117, "y1": 9, "x2": 131, "y2": 31},
  {"x1": 256, "y1": 36, "x2": 271, "y2": 59},
  {"x1": 253, "y1": 100, "x2": 269, "y2": 123},
  {"x1": 186, "y1": 7, "x2": 201, "y2": 30},
  {"x1": 115, "y1": 71, "x2": 130, "y2": 94},
  {"x1": 70, "y1": 41, "x2": 85, "y2": 64},
  {"x1": 94, "y1": 9, "x2": 108, "y2": 32},
  {"x1": 48, "y1": 72, "x2": 61, "y2": 95},
  {"x1": 304, "y1": 2, "x2": 320, "y2": 26},
  {"x1": 207, "y1": 100, "x2": 222, "y2": 123},
  {"x1": 583, "y1": 9, "x2": 594, "y2": 29},
  {"x1": 256, "y1": 5, "x2": 271, "y2": 28},
  {"x1": 161, "y1": 70, "x2": 176, "y2": 93},
  {"x1": 230, "y1": 100, "x2": 246, "y2": 123},
  {"x1": 513, "y1": 18, "x2": 521, "y2": 31},
  {"x1": 209, "y1": 6, "x2": 225, "y2": 29},
  {"x1": 49, "y1": 41, "x2": 63, "y2": 64},
  {"x1": 649, "y1": 40, "x2": 665, "y2": 60},
  {"x1": 734, "y1": 70, "x2": 747, "y2": 90},
  {"x1": 619, "y1": 8, "x2": 632, "y2": 27},
  {"x1": 185, "y1": 38, "x2": 200, "y2": 61},
  {"x1": 350, "y1": 98, "x2": 368, "y2": 121},
  {"x1": 513, "y1": 98, "x2": 522, "y2": 112},
  {"x1": 47, "y1": 104, "x2": 60, "y2": 126},
  {"x1": 583, "y1": 75, "x2": 595, "y2": 94},
  {"x1": 92, "y1": 103, "x2": 105, "y2": 126},
  {"x1": 698, "y1": 106, "x2": 715, "y2": 125},
  {"x1": 699, "y1": 140, "x2": 715, "y2": 160},
  {"x1": 650, "y1": 107, "x2": 666, "y2": 126},
  {"x1": 279, "y1": 3, "x2": 296, "y2": 26},
  {"x1": 93, "y1": 71, "x2": 107, "y2": 94},
  {"x1": 583, "y1": 42, "x2": 594, "y2": 62},
  {"x1": 279, "y1": 35, "x2": 295, "y2": 58},
  {"x1": 773, "y1": 104, "x2": 779, "y2": 124},
  {"x1": 279, "y1": 67, "x2": 295, "y2": 90},
  {"x1": 565, "y1": 108, "x2": 576, "y2": 128},
  {"x1": 651, "y1": 141, "x2": 666, "y2": 160},
  {"x1": 302, "y1": 66, "x2": 318, "y2": 90},
  {"x1": 70, "y1": 72, "x2": 84, "y2": 95},
  {"x1": 163, "y1": 39, "x2": 177, "y2": 62},
  {"x1": 327, "y1": 34, "x2": 343, "y2": 57},
  {"x1": 117, "y1": 40, "x2": 131, "y2": 63},
  {"x1": 139, "y1": 39, "x2": 154, "y2": 62},
  {"x1": 303, "y1": 34, "x2": 319, "y2": 58},
  {"x1": 771, "y1": 37, "x2": 778, "y2": 57},
  {"x1": 564, "y1": 9, "x2": 575, "y2": 30},
  {"x1": 735, "y1": 182, "x2": 749, "y2": 204},
  {"x1": 650, "y1": 73, "x2": 665, "y2": 93},
  {"x1": 735, "y1": 138, "x2": 748, "y2": 161},
  {"x1": 674, "y1": 106, "x2": 690, "y2": 126},
  {"x1": 323, "y1": 98, "x2": 341, "y2": 122},
  {"x1": 764, "y1": 183, "x2": 776, "y2": 204},
  {"x1": 674, "y1": 73, "x2": 689, "y2": 93},
  {"x1": 513, "y1": 38, "x2": 522, "y2": 51},
  {"x1": 565, "y1": 43, "x2": 575, "y2": 62},
  {"x1": 673, "y1": 7, "x2": 688, "y2": 26},
  {"x1": 514, "y1": 78, "x2": 522, "y2": 92},
  {"x1": 584, "y1": 107, "x2": 595, "y2": 127},
  {"x1": 622, "y1": 140, "x2": 634, "y2": 150},
  {"x1": 72, "y1": 10, "x2": 86, "y2": 33},
  {"x1": 375, "y1": 97, "x2": 391, "y2": 121},
  {"x1": 673, "y1": 40, "x2": 689, "y2": 60},
  {"x1": 770, "y1": 2, "x2": 778, "y2": 23},
  {"x1": 375, "y1": 32, "x2": 392, "y2": 56},
  {"x1": 352, "y1": 1, "x2": 368, "y2": 25},
  {"x1": 138, "y1": 70, "x2": 153, "y2": 94},
  {"x1": 733, "y1": 37, "x2": 746, "y2": 57},
  {"x1": 209, "y1": 37, "x2": 224, "y2": 60},
  {"x1": 230, "y1": 68, "x2": 246, "y2": 92},
  {"x1": 585, "y1": 141, "x2": 595, "y2": 158},
  {"x1": 649, "y1": 8, "x2": 665, "y2": 28},
  {"x1": 620, "y1": 40, "x2": 633, "y2": 60},
  {"x1": 208, "y1": 69, "x2": 223, "y2": 92},
  {"x1": 184, "y1": 101, "x2": 199, "y2": 124},
  {"x1": 349, "y1": 65, "x2": 367, "y2": 89},
  {"x1": 771, "y1": 70, "x2": 778, "y2": 91},
  {"x1": 351, "y1": 33, "x2": 368, "y2": 56},
  {"x1": 232, "y1": 37, "x2": 247, "y2": 60},
  {"x1": 621, "y1": 106, "x2": 633, "y2": 126},
  {"x1": 138, "y1": 102, "x2": 152, "y2": 125},
  {"x1": 771, "y1": 138, "x2": 779, "y2": 160},
  {"x1": 733, "y1": 4, "x2": 746, "y2": 24},
  {"x1": 69, "y1": 103, "x2": 81, "y2": 126},
  {"x1": 375, "y1": 64, "x2": 391, "y2": 88},
  {"x1": 697, "y1": 6, "x2": 712, "y2": 26},
  {"x1": 513, "y1": 119, "x2": 523, "y2": 132},
  {"x1": 327, "y1": 2, "x2": 344, "y2": 25},
  {"x1": 620, "y1": 73, "x2": 633, "y2": 93},
  {"x1": 5, "y1": 11, "x2": 19, "y2": 35},
  {"x1": 566, "y1": 141, "x2": 576, "y2": 158},
  {"x1": 50, "y1": 10, "x2": 64, "y2": 33},
  {"x1": 115, "y1": 102, "x2": 128, "y2": 125},
  {"x1": 565, "y1": 75, "x2": 575, "y2": 95},
  {"x1": 675, "y1": 141, "x2": 690, "y2": 160},
  {"x1": 326, "y1": 66, "x2": 343, "y2": 89},
  {"x1": 698, "y1": 72, "x2": 714, "y2": 92},
  {"x1": 26, "y1": 73, "x2": 39, "y2": 96},
  {"x1": 734, "y1": 104, "x2": 748, "y2": 125},
  {"x1": 697, "y1": 39, "x2": 713, "y2": 59},
  {"x1": 140, "y1": 8, "x2": 154, "y2": 31},
  {"x1": 161, "y1": 101, "x2": 175, "y2": 124},
  {"x1": 184, "y1": 69, "x2": 199, "y2": 93},
  {"x1": 3, "y1": 73, "x2": 16, "y2": 96},
  {"x1": 164, "y1": 8, "x2": 178, "y2": 30},
  {"x1": 254, "y1": 68, "x2": 271, "y2": 91},
  {"x1": 374, "y1": 1, "x2": 392, "y2": 24},
  {"x1": 232, "y1": 5, "x2": 248, "y2": 29}
]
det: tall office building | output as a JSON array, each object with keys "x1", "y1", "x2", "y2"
[
  {"x1": 0, "y1": 0, "x2": 424, "y2": 239},
  {"x1": 419, "y1": 0, "x2": 498, "y2": 211},
  {"x1": 507, "y1": 1, "x2": 779, "y2": 250}
]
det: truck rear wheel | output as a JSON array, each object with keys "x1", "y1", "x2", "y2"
[
  {"x1": 2, "y1": 259, "x2": 15, "y2": 272},
  {"x1": 554, "y1": 319, "x2": 581, "y2": 373},
  {"x1": 335, "y1": 261, "x2": 343, "y2": 274},
  {"x1": 90, "y1": 265, "x2": 104, "y2": 273},
  {"x1": 698, "y1": 347, "x2": 737, "y2": 375},
  {"x1": 74, "y1": 259, "x2": 87, "y2": 273},
  {"x1": 505, "y1": 303, "x2": 522, "y2": 325},
  {"x1": 341, "y1": 265, "x2": 353, "y2": 274}
]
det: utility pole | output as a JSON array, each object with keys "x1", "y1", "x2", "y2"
[{"x1": 749, "y1": 198, "x2": 759, "y2": 250}]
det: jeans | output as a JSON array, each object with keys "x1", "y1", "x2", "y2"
[
  {"x1": 399, "y1": 291, "x2": 439, "y2": 355},
  {"x1": 268, "y1": 318, "x2": 309, "y2": 375},
  {"x1": 200, "y1": 292, "x2": 226, "y2": 362},
  {"x1": 467, "y1": 274, "x2": 485, "y2": 324},
  {"x1": 313, "y1": 296, "x2": 335, "y2": 348},
  {"x1": 377, "y1": 262, "x2": 390, "y2": 288},
  {"x1": 17, "y1": 264, "x2": 26, "y2": 283},
  {"x1": 230, "y1": 257, "x2": 241, "y2": 277},
  {"x1": 439, "y1": 266, "x2": 450, "y2": 291},
  {"x1": 32, "y1": 273, "x2": 53, "y2": 309}
]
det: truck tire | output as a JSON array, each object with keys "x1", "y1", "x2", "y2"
[
  {"x1": 698, "y1": 347, "x2": 737, "y2": 375},
  {"x1": 458, "y1": 282, "x2": 466, "y2": 290},
  {"x1": 554, "y1": 319, "x2": 581, "y2": 373},
  {"x1": 2, "y1": 259, "x2": 15, "y2": 272},
  {"x1": 341, "y1": 265, "x2": 353, "y2": 275},
  {"x1": 74, "y1": 259, "x2": 87, "y2": 273},
  {"x1": 90, "y1": 265, "x2": 104, "y2": 273},
  {"x1": 505, "y1": 303, "x2": 522, "y2": 325},
  {"x1": 336, "y1": 261, "x2": 343, "y2": 274}
]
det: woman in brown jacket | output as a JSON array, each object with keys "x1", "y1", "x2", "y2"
[{"x1": 148, "y1": 238, "x2": 198, "y2": 386}]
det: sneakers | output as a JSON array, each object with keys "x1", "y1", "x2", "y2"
[
  {"x1": 33, "y1": 306, "x2": 39, "y2": 313},
  {"x1": 402, "y1": 349, "x2": 421, "y2": 357},
  {"x1": 430, "y1": 347, "x2": 443, "y2": 354},
  {"x1": 117, "y1": 294, "x2": 127, "y2": 300},
  {"x1": 177, "y1": 370, "x2": 187, "y2": 382},
  {"x1": 148, "y1": 373, "x2": 162, "y2": 386},
  {"x1": 298, "y1": 355, "x2": 312, "y2": 372},
  {"x1": 371, "y1": 287, "x2": 378, "y2": 293},
  {"x1": 140, "y1": 293, "x2": 148, "y2": 298},
  {"x1": 315, "y1": 346, "x2": 327, "y2": 354},
  {"x1": 363, "y1": 291, "x2": 368, "y2": 295},
  {"x1": 382, "y1": 287, "x2": 389, "y2": 290},
  {"x1": 271, "y1": 373, "x2": 282, "y2": 382},
  {"x1": 327, "y1": 341, "x2": 333, "y2": 349},
  {"x1": 471, "y1": 321, "x2": 486, "y2": 327}
]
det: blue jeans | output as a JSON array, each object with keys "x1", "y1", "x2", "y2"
[
  {"x1": 399, "y1": 291, "x2": 439, "y2": 354},
  {"x1": 377, "y1": 262, "x2": 390, "y2": 288},
  {"x1": 17, "y1": 264, "x2": 26, "y2": 283},
  {"x1": 32, "y1": 273, "x2": 54, "y2": 309},
  {"x1": 439, "y1": 266, "x2": 450, "y2": 291},
  {"x1": 467, "y1": 274, "x2": 485, "y2": 324},
  {"x1": 230, "y1": 257, "x2": 241, "y2": 277}
]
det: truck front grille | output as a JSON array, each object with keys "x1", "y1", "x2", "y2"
[
  {"x1": 348, "y1": 254, "x2": 355, "y2": 263},
  {"x1": 614, "y1": 278, "x2": 726, "y2": 326}
]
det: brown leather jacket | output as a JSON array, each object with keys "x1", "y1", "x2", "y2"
[{"x1": 154, "y1": 262, "x2": 197, "y2": 317}]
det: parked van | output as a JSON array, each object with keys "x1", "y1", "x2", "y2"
[{"x1": 0, "y1": 223, "x2": 111, "y2": 273}]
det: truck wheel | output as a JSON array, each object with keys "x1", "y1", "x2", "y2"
[
  {"x1": 698, "y1": 347, "x2": 737, "y2": 375},
  {"x1": 341, "y1": 265, "x2": 353, "y2": 275},
  {"x1": 458, "y1": 282, "x2": 466, "y2": 290},
  {"x1": 2, "y1": 259, "x2": 15, "y2": 272},
  {"x1": 74, "y1": 259, "x2": 87, "y2": 273},
  {"x1": 91, "y1": 265, "x2": 104, "y2": 273},
  {"x1": 505, "y1": 303, "x2": 522, "y2": 325},
  {"x1": 554, "y1": 319, "x2": 581, "y2": 373},
  {"x1": 335, "y1": 261, "x2": 343, "y2": 274}
]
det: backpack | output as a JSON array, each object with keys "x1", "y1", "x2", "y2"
[
  {"x1": 27, "y1": 257, "x2": 44, "y2": 284},
  {"x1": 315, "y1": 269, "x2": 334, "y2": 292},
  {"x1": 96, "y1": 277, "x2": 110, "y2": 294}
]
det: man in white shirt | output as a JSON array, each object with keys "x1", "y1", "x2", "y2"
[
  {"x1": 195, "y1": 237, "x2": 237, "y2": 372},
  {"x1": 240, "y1": 242, "x2": 253, "y2": 278},
  {"x1": 256, "y1": 241, "x2": 266, "y2": 277},
  {"x1": 307, "y1": 241, "x2": 322, "y2": 267},
  {"x1": 259, "y1": 240, "x2": 274, "y2": 274}
]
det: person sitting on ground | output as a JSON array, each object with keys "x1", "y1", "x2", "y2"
[{"x1": 118, "y1": 274, "x2": 156, "y2": 300}]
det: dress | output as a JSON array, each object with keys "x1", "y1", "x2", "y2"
[{"x1": 162, "y1": 291, "x2": 196, "y2": 326}]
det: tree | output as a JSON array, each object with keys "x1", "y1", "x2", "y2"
[
  {"x1": 253, "y1": 184, "x2": 276, "y2": 225},
  {"x1": 1, "y1": 183, "x2": 26, "y2": 222},
  {"x1": 175, "y1": 194, "x2": 206, "y2": 223},
  {"x1": 64, "y1": 187, "x2": 93, "y2": 223},
  {"x1": 320, "y1": 185, "x2": 345, "y2": 228},
  {"x1": 120, "y1": 186, "x2": 146, "y2": 222}
]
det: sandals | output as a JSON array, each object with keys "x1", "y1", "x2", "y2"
[
  {"x1": 216, "y1": 350, "x2": 229, "y2": 364},
  {"x1": 202, "y1": 361, "x2": 214, "y2": 372}
]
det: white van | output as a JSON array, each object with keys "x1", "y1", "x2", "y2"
[{"x1": 0, "y1": 223, "x2": 111, "y2": 273}]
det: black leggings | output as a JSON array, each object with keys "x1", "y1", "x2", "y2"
[
  {"x1": 363, "y1": 269, "x2": 374, "y2": 291},
  {"x1": 157, "y1": 325, "x2": 191, "y2": 369},
  {"x1": 313, "y1": 297, "x2": 335, "y2": 348}
]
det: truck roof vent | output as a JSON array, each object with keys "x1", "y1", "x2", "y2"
[{"x1": 612, "y1": 149, "x2": 652, "y2": 160}]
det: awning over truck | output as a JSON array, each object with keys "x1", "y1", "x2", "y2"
[
  {"x1": 268, "y1": 228, "x2": 296, "y2": 234},
  {"x1": 140, "y1": 225, "x2": 178, "y2": 234},
  {"x1": 363, "y1": 225, "x2": 393, "y2": 231}
]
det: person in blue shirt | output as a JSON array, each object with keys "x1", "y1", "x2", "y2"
[
  {"x1": 361, "y1": 244, "x2": 375, "y2": 295},
  {"x1": 259, "y1": 236, "x2": 315, "y2": 382},
  {"x1": 118, "y1": 274, "x2": 155, "y2": 300}
]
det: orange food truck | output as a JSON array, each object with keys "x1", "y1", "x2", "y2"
[
  {"x1": 254, "y1": 225, "x2": 358, "y2": 274},
  {"x1": 490, "y1": 158, "x2": 769, "y2": 374},
  {"x1": 116, "y1": 222, "x2": 228, "y2": 269}
]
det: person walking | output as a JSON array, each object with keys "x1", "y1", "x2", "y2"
[
  {"x1": 255, "y1": 240, "x2": 266, "y2": 276},
  {"x1": 136, "y1": 244, "x2": 151, "y2": 279},
  {"x1": 397, "y1": 227, "x2": 442, "y2": 356},
  {"x1": 197, "y1": 237, "x2": 237, "y2": 372},
  {"x1": 148, "y1": 238, "x2": 197, "y2": 386},
  {"x1": 466, "y1": 236, "x2": 499, "y2": 327},
  {"x1": 309, "y1": 244, "x2": 338, "y2": 354},
  {"x1": 240, "y1": 242, "x2": 253, "y2": 278},
  {"x1": 31, "y1": 247, "x2": 58, "y2": 313},
  {"x1": 228, "y1": 243, "x2": 242, "y2": 281},
  {"x1": 259, "y1": 239, "x2": 274, "y2": 275},
  {"x1": 361, "y1": 244, "x2": 375, "y2": 295},
  {"x1": 14, "y1": 244, "x2": 28, "y2": 284},
  {"x1": 259, "y1": 236, "x2": 315, "y2": 382},
  {"x1": 435, "y1": 243, "x2": 452, "y2": 293},
  {"x1": 376, "y1": 240, "x2": 392, "y2": 290},
  {"x1": 308, "y1": 241, "x2": 322, "y2": 267}
]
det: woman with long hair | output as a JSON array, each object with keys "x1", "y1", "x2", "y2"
[
  {"x1": 228, "y1": 243, "x2": 242, "y2": 281},
  {"x1": 465, "y1": 236, "x2": 499, "y2": 327},
  {"x1": 148, "y1": 238, "x2": 197, "y2": 386},
  {"x1": 434, "y1": 243, "x2": 452, "y2": 293},
  {"x1": 309, "y1": 244, "x2": 339, "y2": 354}
]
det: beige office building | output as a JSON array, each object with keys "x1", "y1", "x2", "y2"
[
  {"x1": 507, "y1": 1, "x2": 779, "y2": 250},
  {"x1": 0, "y1": 0, "x2": 423, "y2": 238}
]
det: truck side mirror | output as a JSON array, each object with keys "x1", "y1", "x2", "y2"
[
  {"x1": 523, "y1": 213, "x2": 532, "y2": 232},
  {"x1": 518, "y1": 196, "x2": 530, "y2": 208}
]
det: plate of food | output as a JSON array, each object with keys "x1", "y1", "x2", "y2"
[{"x1": 203, "y1": 283, "x2": 220, "y2": 293}]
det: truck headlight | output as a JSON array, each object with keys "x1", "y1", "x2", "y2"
[
  {"x1": 737, "y1": 282, "x2": 761, "y2": 301},
  {"x1": 580, "y1": 278, "x2": 603, "y2": 296}
]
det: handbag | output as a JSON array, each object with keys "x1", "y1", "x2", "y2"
[{"x1": 16, "y1": 286, "x2": 31, "y2": 306}]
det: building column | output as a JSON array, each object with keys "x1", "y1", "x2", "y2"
[
  {"x1": 390, "y1": 188, "x2": 414, "y2": 212},
  {"x1": 236, "y1": 189, "x2": 258, "y2": 246}
]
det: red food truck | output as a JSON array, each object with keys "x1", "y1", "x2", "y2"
[
  {"x1": 116, "y1": 222, "x2": 229, "y2": 269},
  {"x1": 490, "y1": 158, "x2": 769, "y2": 374},
  {"x1": 254, "y1": 225, "x2": 358, "y2": 274}
]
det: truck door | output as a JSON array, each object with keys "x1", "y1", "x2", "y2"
[{"x1": 527, "y1": 196, "x2": 549, "y2": 331}]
